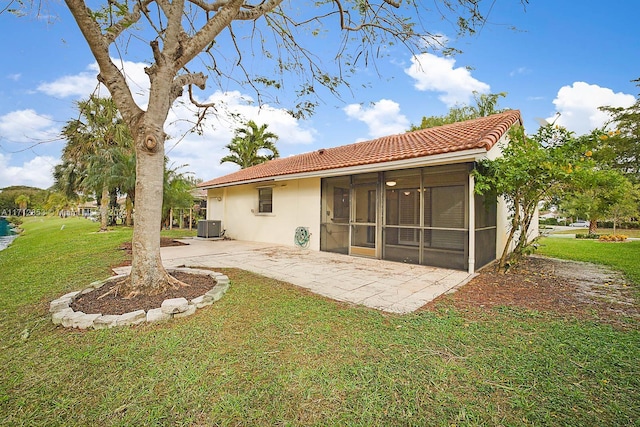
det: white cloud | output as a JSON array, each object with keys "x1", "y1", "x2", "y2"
[
  {"x1": 404, "y1": 53, "x2": 490, "y2": 107},
  {"x1": 0, "y1": 109, "x2": 59, "y2": 143},
  {"x1": 0, "y1": 154, "x2": 58, "y2": 189},
  {"x1": 37, "y1": 68, "x2": 99, "y2": 98},
  {"x1": 164, "y1": 90, "x2": 316, "y2": 181},
  {"x1": 549, "y1": 82, "x2": 635, "y2": 135},
  {"x1": 37, "y1": 60, "x2": 150, "y2": 106},
  {"x1": 344, "y1": 99, "x2": 409, "y2": 139},
  {"x1": 35, "y1": 60, "x2": 316, "y2": 182},
  {"x1": 509, "y1": 67, "x2": 531, "y2": 77},
  {"x1": 7, "y1": 73, "x2": 21, "y2": 81}
]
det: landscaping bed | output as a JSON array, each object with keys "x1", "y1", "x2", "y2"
[{"x1": 427, "y1": 255, "x2": 639, "y2": 328}]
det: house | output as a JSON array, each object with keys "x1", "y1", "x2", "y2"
[{"x1": 198, "y1": 110, "x2": 536, "y2": 273}]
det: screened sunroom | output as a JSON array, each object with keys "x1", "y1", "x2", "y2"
[{"x1": 320, "y1": 163, "x2": 497, "y2": 271}]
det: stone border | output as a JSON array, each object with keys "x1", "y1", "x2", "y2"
[{"x1": 50, "y1": 268, "x2": 230, "y2": 330}]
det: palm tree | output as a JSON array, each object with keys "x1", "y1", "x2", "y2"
[
  {"x1": 111, "y1": 147, "x2": 137, "y2": 226},
  {"x1": 59, "y1": 95, "x2": 133, "y2": 231},
  {"x1": 221, "y1": 120, "x2": 279, "y2": 168},
  {"x1": 162, "y1": 161, "x2": 196, "y2": 228},
  {"x1": 14, "y1": 195, "x2": 30, "y2": 216}
]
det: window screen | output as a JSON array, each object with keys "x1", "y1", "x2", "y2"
[{"x1": 258, "y1": 187, "x2": 273, "y2": 213}]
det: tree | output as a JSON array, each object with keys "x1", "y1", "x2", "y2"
[
  {"x1": 0, "y1": 186, "x2": 49, "y2": 214},
  {"x1": 560, "y1": 168, "x2": 637, "y2": 235},
  {"x1": 111, "y1": 147, "x2": 137, "y2": 226},
  {"x1": 59, "y1": 95, "x2": 132, "y2": 231},
  {"x1": 410, "y1": 92, "x2": 507, "y2": 130},
  {"x1": 598, "y1": 80, "x2": 640, "y2": 182},
  {"x1": 14, "y1": 194, "x2": 30, "y2": 216},
  {"x1": 221, "y1": 120, "x2": 279, "y2": 168},
  {"x1": 61, "y1": 0, "x2": 523, "y2": 295},
  {"x1": 162, "y1": 163, "x2": 196, "y2": 227},
  {"x1": 474, "y1": 124, "x2": 578, "y2": 270},
  {"x1": 44, "y1": 192, "x2": 72, "y2": 216}
]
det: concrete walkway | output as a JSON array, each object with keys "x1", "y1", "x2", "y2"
[{"x1": 117, "y1": 238, "x2": 475, "y2": 314}]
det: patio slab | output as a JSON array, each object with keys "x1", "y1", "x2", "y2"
[{"x1": 115, "y1": 238, "x2": 475, "y2": 314}]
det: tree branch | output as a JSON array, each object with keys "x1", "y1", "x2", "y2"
[
  {"x1": 64, "y1": 0, "x2": 143, "y2": 123},
  {"x1": 175, "y1": 0, "x2": 246, "y2": 69},
  {"x1": 104, "y1": 0, "x2": 152, "y2": 43}
]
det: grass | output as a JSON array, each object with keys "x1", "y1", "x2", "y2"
[
  {"x1": 537, "y1": 236, "x2": 640, "y2": 287},
  {"x1": 1, "y1": 217, "x2": 639, "y2": 426}
]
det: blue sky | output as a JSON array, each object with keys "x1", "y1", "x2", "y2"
[{"x1": 0, "y1": 0, "x2": 638, "y2": 189}]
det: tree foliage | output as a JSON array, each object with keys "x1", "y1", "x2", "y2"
[
  {"x1": 474, "y1": 125, "x2": 578, "y2": 270},
  {"x1": 221, "y1": 120, "x2": 279, "y2": 168},
  {"x1": 0, "y1": 186, "x2": 49, "y2": 213},
  {"x1": 410, "y1": 92, "x2": 507, "y2": 131},
  {"x1": 56, "y1": 95, "x2": 133, "y2": 231},
  {"x1": 162, "y1": 162, "x2": 197, "y2": 227},
  {"x1": 14, "y1": 194, "x2": 30, "y2": 216},
  {"x1": 597, "y1": 79, "x2": 640, "y2": 182},
  {"x1": 560, "y1": 167, "x2": 638, "y2": 234}
]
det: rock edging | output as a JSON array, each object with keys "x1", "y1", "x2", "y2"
[{"x1": 50, "y1": 268, "x2": 229, "y2": 329}]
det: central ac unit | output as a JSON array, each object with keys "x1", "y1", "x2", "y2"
[{"x1": 197, "y1": 220, "x2": 222, "y2": 238}]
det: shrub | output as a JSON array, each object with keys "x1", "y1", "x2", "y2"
[
  {"x1": 598, "y1": 234, "x2": 628, "y2": 242},
  {"x1": 7, "y1": 216, "x2": 23, "y2": 226},
  {"x1": 576, "y1": 233, "x2": 600, "y2": 239},
  {"x1": 539, "y1": 217, "x2": 558, "y2": 225}
]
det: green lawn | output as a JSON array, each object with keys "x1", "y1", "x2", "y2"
[
  {"x1": 538, "y1": 236, "x2": 640, "y2": 287},
  {"x1": 1, "y1": 217, "x2": 638, "y2": 426}
]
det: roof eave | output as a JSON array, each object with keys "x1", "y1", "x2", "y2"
[{"x1": 199, "y1": 147, "x2": 488, "y2": 189}]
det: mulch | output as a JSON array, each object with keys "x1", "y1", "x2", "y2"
[
  {"x1": 72, "y1": 238, "x2": 214, "y2": 315},
  {"x1": 422, "y1": 256, "x2": 639, "y2": 328},
  {"x1": 71, "y1": 271, "x2": 217, "y2": 315}
]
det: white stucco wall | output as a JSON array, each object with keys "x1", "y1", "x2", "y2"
[{"x1": 206, "y1": 177, "x2": 321, "y2": 250}]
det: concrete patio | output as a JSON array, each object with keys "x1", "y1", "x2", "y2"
[{"x1": 120, "y1": 238, "x2": 476, "y2": 314}]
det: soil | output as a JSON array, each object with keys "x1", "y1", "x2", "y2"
[
  {"x1": 71, "y1": 271, "x2": 217, "y2": 315},
  {"x1": 423, "y1": 255, "x2": 639, "y2": 328}
]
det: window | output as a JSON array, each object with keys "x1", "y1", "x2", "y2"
[{"x1": 258, "y1": 187, "x2": 273, "y2": 213}]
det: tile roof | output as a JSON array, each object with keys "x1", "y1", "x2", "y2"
[{"x1": 199, "y1": 110, "x2": 521, "y2": 188}]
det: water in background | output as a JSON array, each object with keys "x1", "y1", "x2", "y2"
[{"x1": 0, "y1": 217, "x2": 17, "y2": 251}]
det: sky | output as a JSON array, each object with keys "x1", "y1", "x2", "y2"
[{"x1": 0, "y1": 0, "x2": 639, "y2": 190}]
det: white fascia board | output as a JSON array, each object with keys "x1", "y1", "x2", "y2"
[{"x1": 201, "y1": 148, "x2": 488, "y2": 189}]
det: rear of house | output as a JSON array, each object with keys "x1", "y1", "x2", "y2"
[{"x1": 198, "y1": 110, "x2": 537, "y2": 273}]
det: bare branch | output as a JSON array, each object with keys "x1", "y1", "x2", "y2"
[
  {"x1": 175, "y1": 0, "x2": 245, "y2": 69},
  {"x1": 174, "y1": 72, "x2": 207, "y2": 91},
  {"x1": 104, "y1": 0, "x2": 152, "y2": 43},
  {"x1": 184, "y1": 0, "x2": 230, "y2": 12},
  {"x1": 64, "y1": 0, "x2": 142, "y2": 122},
  {"x1": 235, "y1": 0, "x2": 283, "y2": 20}
]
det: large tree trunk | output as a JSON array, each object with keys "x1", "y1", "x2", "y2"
[
  {"x1": 588, "y1": 219, "x2": 598, "y2": 235},
  {"x1": 127, "y1": 126, "x2": 173, "y2": 294},
  {"x1": 99, "y1": 185, "x2": 109, "y2": 232}
]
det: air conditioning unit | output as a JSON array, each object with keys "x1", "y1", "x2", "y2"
[{"x1": 197, "y1": 220, "x2": 222, "y2": 238}]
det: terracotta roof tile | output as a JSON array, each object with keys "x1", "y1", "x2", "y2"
[{"x1": 199, "y1": 110, "x2": 521, "y2": 188}]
